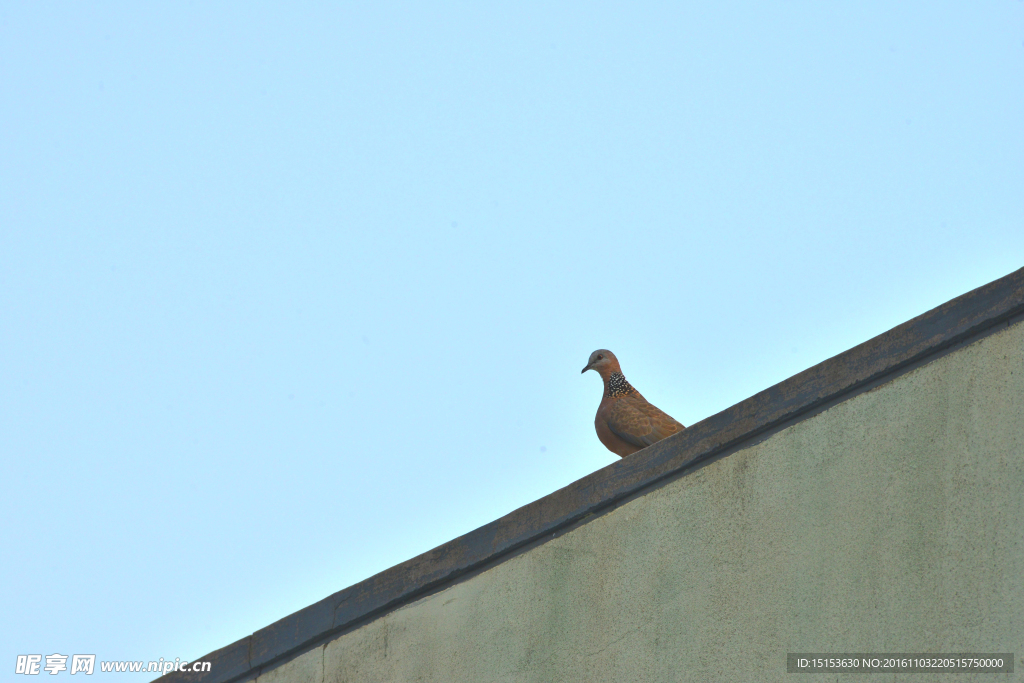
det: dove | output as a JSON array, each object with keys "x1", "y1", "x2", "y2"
[{"x1": 582, "y1": 349, "x2": 685, "y2": 457}]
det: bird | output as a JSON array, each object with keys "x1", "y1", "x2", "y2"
[{"x1": 581, "y1": 349, "x2": 685, "y2": 457}]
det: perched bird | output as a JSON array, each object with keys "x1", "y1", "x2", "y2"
[{"x1": 582, "y1": 349, "x2": 685, "y2": 457}]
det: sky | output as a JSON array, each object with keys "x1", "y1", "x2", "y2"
[{"x1": 1, "y1": 2, "x2": 1022, "y2": 680}]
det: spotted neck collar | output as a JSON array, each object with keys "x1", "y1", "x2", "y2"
[{"x1": 605, "y1": 372, "x2": 635, "y2": 398}]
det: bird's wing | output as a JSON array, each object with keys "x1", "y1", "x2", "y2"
[{"x1": 605, "y1": 395, "x2": 685, "y2": 449}]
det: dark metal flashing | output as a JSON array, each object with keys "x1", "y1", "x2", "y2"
[{"x1": 158, "y1": 267, "x2": 1024, "y2": 683}]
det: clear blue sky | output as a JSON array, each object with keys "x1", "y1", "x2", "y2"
[{"x1": 2, "y1": 2, "x2": 1021, "y2": 680}]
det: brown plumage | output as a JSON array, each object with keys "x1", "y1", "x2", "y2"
[{"x1": 581, "y1": 349, "x2": 685, "y2": 457}]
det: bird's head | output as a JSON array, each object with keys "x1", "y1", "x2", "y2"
[{"x1": 581, "y1": 349, "x2": 621, "y2": 377}]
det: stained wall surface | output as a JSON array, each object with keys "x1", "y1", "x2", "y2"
[{"x1": 264, "y1": 320, "x2": 1023, "y2": 683}]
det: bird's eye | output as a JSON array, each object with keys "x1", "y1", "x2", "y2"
[{"x1": 597, "y1": 354, "x2": 604, "y2": 360}]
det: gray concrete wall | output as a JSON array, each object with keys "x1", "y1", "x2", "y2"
[{"x1": 262, "y1": 320, "x2": 1024, "y2": 683}]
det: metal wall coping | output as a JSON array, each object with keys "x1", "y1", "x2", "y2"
[{"x1": 159, "y1": 266, "x2": 1024, "y2": 683}]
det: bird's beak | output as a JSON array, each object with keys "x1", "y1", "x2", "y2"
[{"x1": 581, "y1": 364, "x2": 591, "y2": 374}]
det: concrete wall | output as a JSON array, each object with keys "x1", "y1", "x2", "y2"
[{"x1": 262, "y1": 319, "x2": 1023, "y2": 683}]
